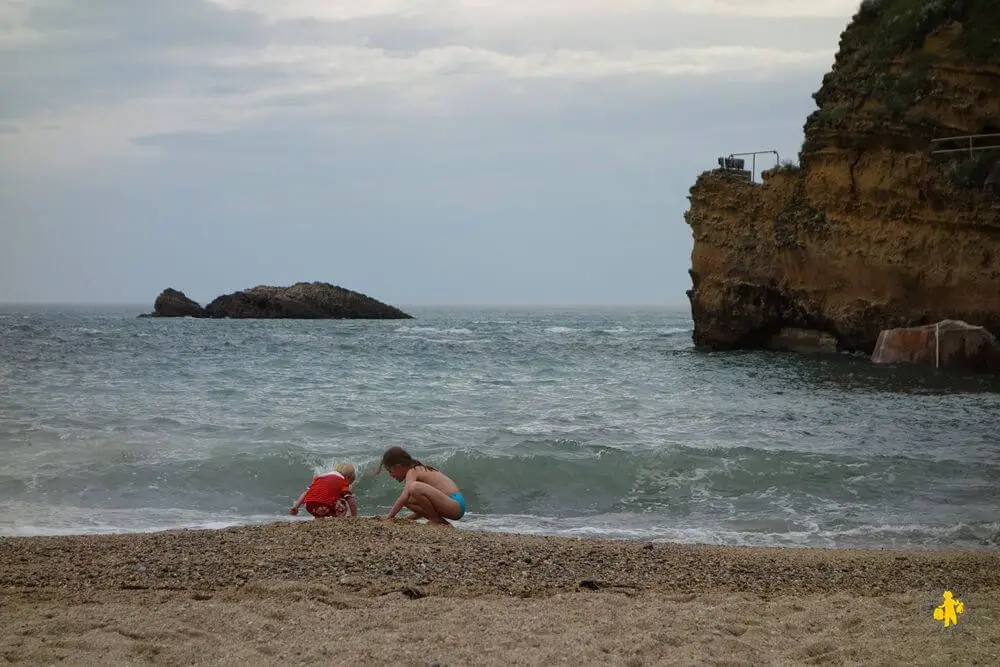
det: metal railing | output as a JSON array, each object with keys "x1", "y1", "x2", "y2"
[
  {"x1": 930, "y1": 133, "x2": 1000, "y2": 158},
  {"x1": 716, "y1": 150, "x2": 781, "y2": 184}
]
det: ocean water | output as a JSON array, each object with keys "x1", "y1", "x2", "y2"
[{"x1": 1, "y1": 305, "x2": 998, "y2": 549}]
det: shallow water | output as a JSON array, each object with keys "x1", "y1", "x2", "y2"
[{"x1": 1, "y1": 305, "x2": 998, "y2": 548}]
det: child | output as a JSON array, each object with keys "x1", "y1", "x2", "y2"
[
  {"x1": 289, "y1": 463, "x2": 358, "y2": 518},
  {"x1": 377, "y1": 446, "x2": 465, "y2": 525}
]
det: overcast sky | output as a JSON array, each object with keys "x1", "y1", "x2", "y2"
[{"x1": 0, "y1": 0, "x2": 861, "y2": 307}]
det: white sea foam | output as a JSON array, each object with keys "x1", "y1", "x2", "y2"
[{"x1": 0, "y1": 503, "x2": 293, "y2": 538}]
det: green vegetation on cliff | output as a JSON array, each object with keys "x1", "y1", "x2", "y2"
[
  {"x1": 855, "y1": 0, "x2": 1000, "y2": 62},
  {"x1": 804, "y1": 0, "x2": 999, "y2": 189},
  {"x1": 810, "y1": 0, "x2": 999, "y2": 124}
]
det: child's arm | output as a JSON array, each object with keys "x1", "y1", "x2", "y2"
[
  {"x1": 387, "y1": 490, "x2": 406, "y2": 519},
  {"x1": 288, "y1": 486, "x2": 310, "y2": 515},
  {"x1": 387, "y1": 469, "x2": 419, "y2": 518},
  {"x1": 347, "y1": 495, "x2": 358, "y2": 517}
]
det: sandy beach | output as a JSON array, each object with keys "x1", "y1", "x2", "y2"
[{"x1": 2, "y1": 519, "x2": 998, "y2": 665}]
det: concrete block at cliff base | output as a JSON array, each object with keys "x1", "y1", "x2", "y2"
[{"x1": 871, "y1": 320, "x2": 1000, "y2": 373}]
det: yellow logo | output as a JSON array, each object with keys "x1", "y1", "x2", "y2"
[{"x1": 933, "y1": 591, "x2": 965, "y2": 627}]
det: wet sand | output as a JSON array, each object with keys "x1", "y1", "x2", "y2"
[{"x1": 2, "y1": 518, "x2": 999, "y2": 665}]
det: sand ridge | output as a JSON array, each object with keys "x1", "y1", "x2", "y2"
[
  {"x1": 2, "y1": 519, "x2": 999, "y2": 665},
  {"x1": 2, "y1": 518, "x2": 998, "y2": 597}
]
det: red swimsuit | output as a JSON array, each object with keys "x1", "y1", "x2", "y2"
[{"x1": 302, "y1": 471, "x2": 352, "y2": 517}]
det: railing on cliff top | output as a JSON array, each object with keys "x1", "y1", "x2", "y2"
[
  {"x1": 715, "y1": 150, "x2": 780, "y2": 184},
  {"x1": 930, "y1": 133, "x2": 1000, "y2": 157}
]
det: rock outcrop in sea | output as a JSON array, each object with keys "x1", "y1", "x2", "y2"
[
  {"x1": 151, "y1": 288, "x2": 206, "y2": 317},
  {"x1": 145, "y1": 282, "x2": 413, "y2": 319},
  {"x1": 684, "y1": 0, "x2": 1000, "y2": 360}
]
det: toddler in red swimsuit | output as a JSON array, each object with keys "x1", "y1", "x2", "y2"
[{"x1": 289, "y1": 463, "x2": 358, "y2": 518}]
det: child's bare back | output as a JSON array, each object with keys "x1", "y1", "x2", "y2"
[{"x1": 406, "y1": 466, "x2": 459, "y2": 495}]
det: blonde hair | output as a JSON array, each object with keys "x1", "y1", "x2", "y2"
[{"x1": 334, "y1": 463, "x2": 356, "y2": 484}]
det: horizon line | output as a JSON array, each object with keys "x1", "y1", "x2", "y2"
[{"x1": 0, "y1": 301, "x2": 692, "y2": 310}]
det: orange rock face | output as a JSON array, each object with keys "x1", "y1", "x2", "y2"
[{"x1": 684, "y1": 2, "x2": 1000, "y2": 355}]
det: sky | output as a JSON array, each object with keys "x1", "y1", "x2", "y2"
[{"x1": 0, "y1": 0, "x2": 863, "y2": 307}]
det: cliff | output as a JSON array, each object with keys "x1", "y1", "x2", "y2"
[
  {"x1": 145, "y1": 282, "x2": 413, "y2": 319},
  {"x1": 685, "y1": 0, "x2": 1000, "y2": 353}
]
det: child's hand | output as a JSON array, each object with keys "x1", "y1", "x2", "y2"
[{"x1": 288, "y1": 506, "x2": 299, "y2": 516}]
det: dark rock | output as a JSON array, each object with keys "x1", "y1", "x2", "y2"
[
  {"x1": 149, "y1": 288, "x2": 205, "y2": 317},
  {"x1": 400, "y1": 586, "x2": 426, "y2": 599},
  {"x1": 986, "y1": 161, "x2": 1000, "y2": 194},
  {"x1": 144, "y1": 282, "x2": 412, "y2": 320},
  {"x1": 767, "y1": 327, "x2": 838, "y2": 354},
  {"x1": 204, "y1": 282, "x2": 412, "y2": 320}
]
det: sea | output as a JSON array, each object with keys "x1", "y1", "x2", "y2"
[{"x1": 1, "y1": 305, "x2": 998, "y2": 550}]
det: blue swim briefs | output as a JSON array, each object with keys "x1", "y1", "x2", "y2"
[{"x1": 448, "y1": 492, "x2": 466, "y2": 519}]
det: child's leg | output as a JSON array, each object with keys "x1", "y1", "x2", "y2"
[
  {"x1": 404, "y1": 495, "x2": 446, "y2": 525},
  {"x1": 305, "y1": 501, "x2": 332, "y2": 518},
  {"x1": 332, "y1": 497, "x2": 349, "y2": 518},
  {"x1": 402, "y1": 482, "x2": 462, "y2": 525}
]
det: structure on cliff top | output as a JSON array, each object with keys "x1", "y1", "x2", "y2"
[
  {"x1": 685, "y1": 0, "x2": 1000, "y2": 356},
  {"x1": 716, "y1": 151, "x2": 781, "y2": 185}
]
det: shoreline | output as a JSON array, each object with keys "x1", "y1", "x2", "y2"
[
  {"x1": 2, "y1": 514, "x2": 997, "y2": 553},
  {"x1": 3, "y1": 518, "x2": 999, "y2": 596},
  {"x1": 4, "y1": 518, "x2": 999, "y2": 664}
]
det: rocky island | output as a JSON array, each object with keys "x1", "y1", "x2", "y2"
[
  {"x1": 144, "y1": 282, "x2": 413, "y2": 319},
  {"x1": 685, "y1": 0, "x2": 1000, "y2": 360}
]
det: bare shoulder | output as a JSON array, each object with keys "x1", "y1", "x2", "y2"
[
  {"x1": 410, "y1": 467, "x2": 436, "y2": 483},
  {"x1": 421, "y1": 467, "x2": 459, "y2": 492}
]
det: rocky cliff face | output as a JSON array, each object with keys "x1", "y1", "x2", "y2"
[
  {"x1": 146, "y1": 282, "x2": 413, "y2": 319},
  {"x1": 685, "y1": 0, "x2": 1000, "y2": 353}
]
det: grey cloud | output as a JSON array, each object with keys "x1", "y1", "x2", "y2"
[
  {"x1": 27, "y1": 0, "x2": 265, "y2": 49},
  {"x1": 2, "y1": 0, "x2": 842, "y2": 125},
  {"x1": 1, "y1": 0, "x2": 267, "y2": 119},
  {"x1": 237, "y1": 6, "x2": 847, "y2": 56},
  {"x1": 461, "y1": 13, "x2": 846, "y2": 55},
  {"x1": 123, "y1": 63, "x2": 826, "y2": 172},
  {"x1": 265, "y1": 16, "x2": 466, "y2": 53},
  {"x1": 0, "y1": 0, "x2": 466, "y2": 123},
  {"x1": 126, "y1": 65, "x2": 826, "y2": 158}
]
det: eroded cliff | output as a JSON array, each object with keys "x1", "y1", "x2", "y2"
[{"x1": 685, "y1": 0, "x2": 1000, "y2": 353}]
